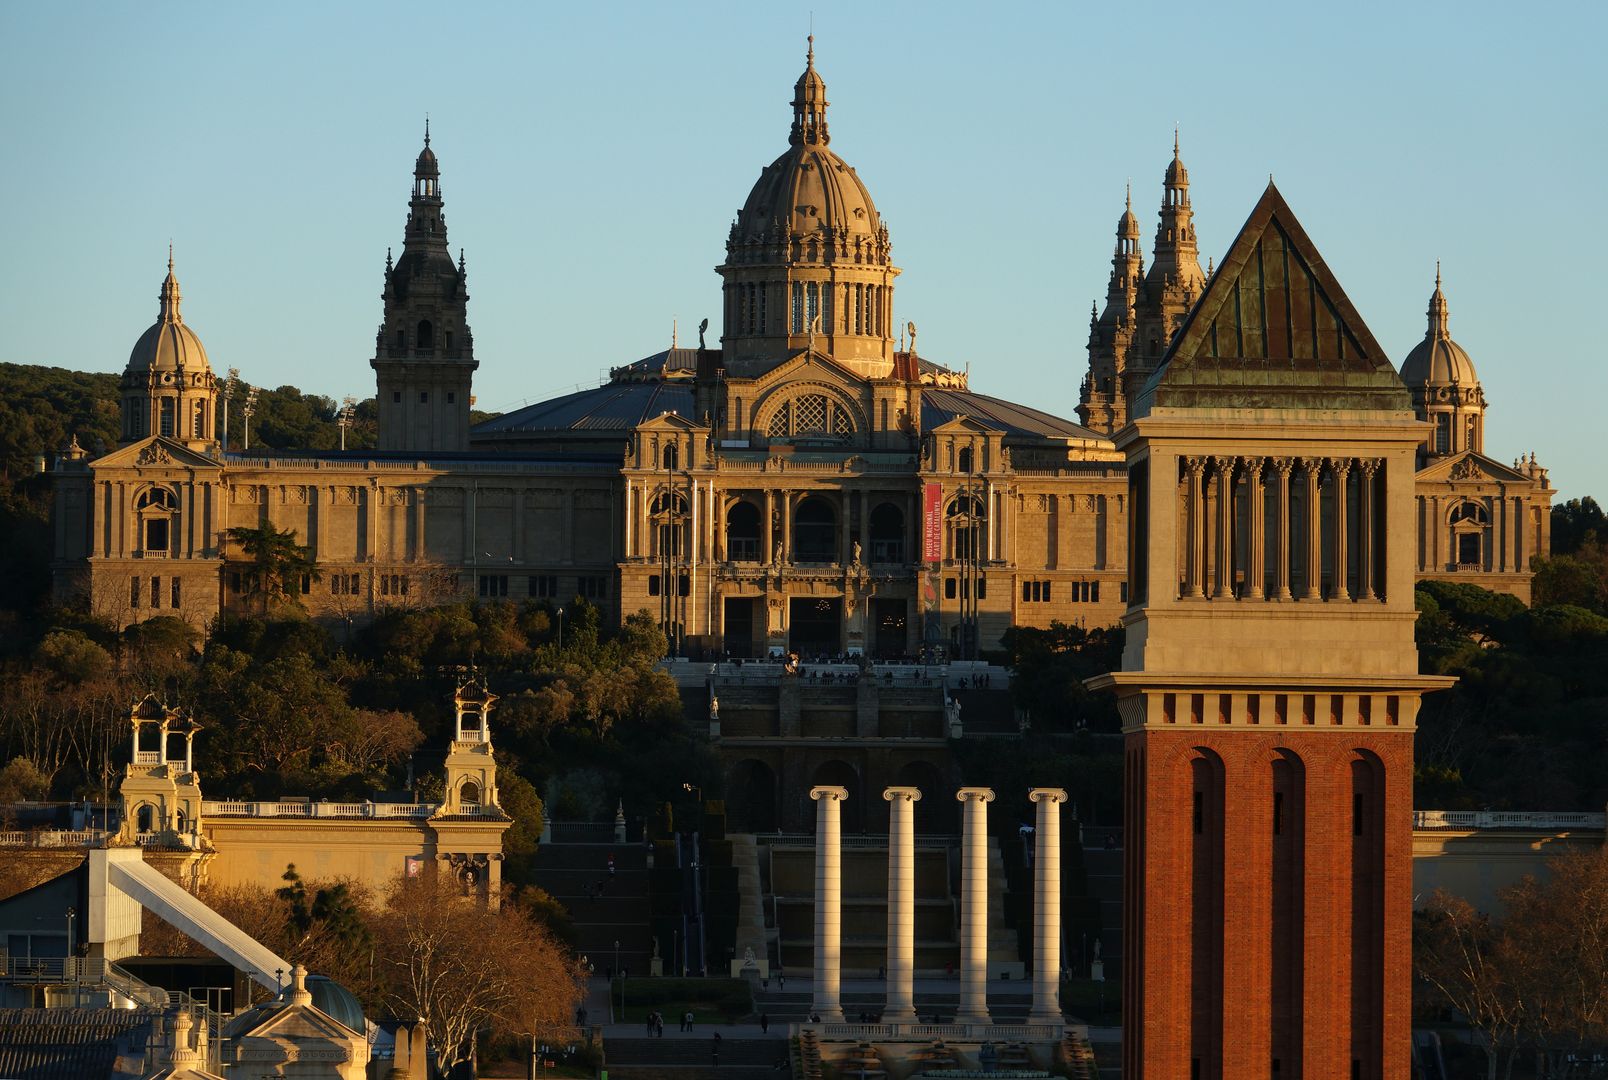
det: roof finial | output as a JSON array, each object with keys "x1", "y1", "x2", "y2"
[
  {"x1": 1125, "y1": 181, "x2": 1131, "y2": 212},
  {"x1": 1435, "y1": 259, "x2": 1442, "y2": 290},
  {"x1": 167, "y1": 242, "x2": 174, "y2": 272},
  {"x1": 424, "y1": 114, "x2": 430, "y2": 147},
  {"x1": 807, "y1": 31, "x2": 814, "y2": 67},
  {"x1": 1173, "y1": 124, "x2": 1180, "y2": 158},
  {"x1": 672, "y1": 316, "x2": 678, "y2": 349}
]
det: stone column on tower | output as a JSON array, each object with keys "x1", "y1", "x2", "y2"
[
  {"x1": 810, "y1": 785, "x2": 848, "y2": 1022},
  {"x1": 883, "y1": 786, "x2": 922, "y2": 1024},
  {"x1": 955, "y1": 787, "x2": 995, "y2": 1025},
  {"x1": 1028, "y1": 788, "x2": 1068, "y2": 1025}
]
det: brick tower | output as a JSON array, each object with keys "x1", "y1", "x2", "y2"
[{"x1": 1090, "y1": 183, "x2": 1453, "y2": 1080}]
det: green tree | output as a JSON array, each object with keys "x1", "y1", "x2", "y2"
[{"x1": 225, "y1": 524, "x2": 319, "y2": 614}]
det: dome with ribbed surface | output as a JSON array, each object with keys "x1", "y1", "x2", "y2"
[
  {"x1": 1400, "y1": 268, "x2": 1479, "y2": 388},
  {"x1": 732, "y1": 38, "x2": 882, "y2": 247},
  {"x1": 126, "y1": 254, "x2": 211, "y2": 376}
]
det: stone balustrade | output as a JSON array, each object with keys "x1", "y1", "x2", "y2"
[{"x1": 1413, "y1": 810, "x2": 1606, "y2": 831}]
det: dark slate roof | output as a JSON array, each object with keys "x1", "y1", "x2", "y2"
[
  {"x1": 1141, "y1": 182, "x2": 1410, "y2": 414},
  {"x1": 0, "y1": 1008, "x2": 156, "y2": 1080},
  {"x1": 921, "y1": 388, "x2": 1106, "y2": 442},
  {"x1": 473, "y1": 380, "x2": 696, "y2": 435}
]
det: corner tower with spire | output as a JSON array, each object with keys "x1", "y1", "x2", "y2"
[
  {"x1": 372, "y1": 123, "x2": 477, "y2": 452},
  {"x1": 716, "y1": 38, "x2": 900, "y2": 379},
  {"x1": 1079, "y1": 186, "x2": 1144, "y2": 433},
  {"x1": 1123, "y1": 133, "x2": 1207, "y2": 420}
]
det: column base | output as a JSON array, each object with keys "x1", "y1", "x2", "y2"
[
  {"x1": 1026, "y1": 1009, "x2": 1064, "y2": 1027},
  {"x1": 882, "y1": 1005, "x2": 918, "y2": 1024},
  {"x1": 954, "y1": 1010, "x2": 993, "y2": 1026},
  {"x1": 809, "y1": 1005, "x2": 846, "y2": 1024}
]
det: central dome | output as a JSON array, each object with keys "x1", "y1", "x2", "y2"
[
  {"x1": 127, "y1": 255, "x2": 211, "y2": 376},
  {"x1": 718, "y1": 39, "x2": 900, "y2": 379}
]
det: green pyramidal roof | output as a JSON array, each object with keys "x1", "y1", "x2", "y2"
[{"x1": 1137, "y1": 182, "x2": 1411, "y2": 415}]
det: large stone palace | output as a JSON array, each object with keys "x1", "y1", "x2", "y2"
[{"x1": 50, "y1": 43, "x2": 1552, "y2": 645}]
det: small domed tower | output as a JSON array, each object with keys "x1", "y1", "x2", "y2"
[
  {"x1": 119, "y1": 250, "x2": 219, "y2": 453},
  {"x1": 716, "y1": 39, "x2": 900, "y2": 378},
  {"x1": 1400, "y1": 265, "x2": 1486, "y2": 462}
]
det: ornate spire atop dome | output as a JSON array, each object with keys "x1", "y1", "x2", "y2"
[
  {"x1": 1427, "y1": 260, "x2": 1449, "y2": 339},
  {"x1": 159, "y1": 246, "x2": 182, "y2": 322},
  {"x1": 790, "y1": 36, "x2": 829, "y2": 147}
]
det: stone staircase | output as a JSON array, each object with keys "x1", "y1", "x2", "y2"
[{"x1": 531, "y1": 840, "x2": 654, "y2": 977}]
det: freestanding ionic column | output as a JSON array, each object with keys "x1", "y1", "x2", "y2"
[
  {"x1": 955, "y1": 787, "x2": 996, "y2": 1025},
  {"x1": 883, "y1": 786, "x2": 922, "y2": 1024},
  {"x1": 1027, "y1": 788, "x2": 1068, "y2": 1025},
  {"x1": 810, "y1": 786, "x2": 848, "y2": 1022}
]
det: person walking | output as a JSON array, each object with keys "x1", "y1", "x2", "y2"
[
  {"x1": 684, "y1": 1010, "x2": 694, "y2": 1033},
  {"x1": 760, "y1": 1013, "x2": 770, "y2": 1034},
  {"x1": 712, "y1": 1032, "x2": 722, "y2": 1066}
]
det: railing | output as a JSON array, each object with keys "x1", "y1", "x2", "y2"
[
  {"x1": 807, "y1": 1021, "x2": 1064, "y2": 1043},
  {"x1": 202, "y1": 800, "x2": 435, "y2": 819},
  {"x1": 1413, "y1": 810, "x2": 1607, "y2": 831},
  {"x1": 0, "y1": 829, "x2": 109, "y2": 848},
  {"x1": 134, "y1": 751, "x2": 162, "y2": 765}
]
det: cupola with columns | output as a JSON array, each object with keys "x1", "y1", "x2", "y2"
[
  {"x1": 1400, "y1": 265, "x2": 1486, "y2": 461},
  {"x1": 371, "y1": 122, "x2": 477, "y2": 452},
  {"x1": 119, "y1": 250, "x2": 220, "y2": 453},
  {"x1": 717, "y1": 39, "x2": 900, "y2": 379}
]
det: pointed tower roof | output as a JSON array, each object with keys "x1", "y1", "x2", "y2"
[
  {"x1": 1138, "y1": 182, "x2": 1410, "y2": 414},
  {"x1": 791, "y1": 35, "x2": 829, "y2": 146}
]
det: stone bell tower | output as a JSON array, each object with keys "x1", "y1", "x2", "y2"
[
  {"x1": 372, "y1": 122, "x2": 477, "y2": 452},
  {"x1": 1092, "y1": 183, "x2": 1453, "y2": 1080},
  {"x1": 117, "y1": 694, "x2": 206, "y2": 849}
]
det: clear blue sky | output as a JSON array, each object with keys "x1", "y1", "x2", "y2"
[{"x1": 2, "y1": 2, "x2": 1601, "y2": 499}]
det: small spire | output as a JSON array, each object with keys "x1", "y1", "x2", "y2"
[
  {"x1": 1427, "y1": 263, "x2": 1451, "y2": 339},
  {"x1": 458, "y1": 247, "x2": 465, "y2": 272},
  {"x1": 807, "y1": 32, "x2": 814, "y2": 67},
  {"x1": 1173, "y1": 124, "x2": 1180, "y2": 158},
  {"x1": 1435, "y1": 259, "x2": 1442, "y2": 290},
  {"x1": 167, "y1": 242, "x2": 174, "y2": 272},
  {"x1": 1125, "y1": 181, "x2": 1131, "y2": 212},
  {"x1": 672, "y1": 317, "x2": 678, "y2": 349},
  {"x1": 1207, "y1": 257, "x2": 1215, "y2": 278},
  {"x1": 424, "y1": 114, "x2": 430, "y2": 147},
  {"x1": 386, "y1": 246, "x2": 393, "y2": 271}
]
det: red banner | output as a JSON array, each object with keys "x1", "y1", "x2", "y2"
[{"x1": 922, "y1": 483, "x2": 943, "y2": 562}]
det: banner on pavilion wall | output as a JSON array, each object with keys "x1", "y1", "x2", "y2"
[{"x1": 922, "y1": 483, "x2": 943, "y2": 562}]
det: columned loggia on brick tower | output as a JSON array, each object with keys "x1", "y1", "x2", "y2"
[{"x1": 1090, "y1": 183, "x2": 1454, "y2": 1080}]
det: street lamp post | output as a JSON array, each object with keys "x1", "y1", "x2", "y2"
[
  {"x1": 242, "y1": 386, "x2": 259, "y2": 452},
  {"x1": 557, "y1": 607, "x2": 564, "y2": 651},
  {"x1": 614, "y1": 940, "x2": 623, "y2": 1019}
]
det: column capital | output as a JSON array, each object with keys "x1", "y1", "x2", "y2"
[
  {"x1": 955, "y1": 787, "x2": 996, "y2": 804},
  {"x1": 1272, "y1": 456, "x2": 1295, "y2": 477},
  {"x1": 1028, "y1": 787, "x2": 1068, "y2": 804},
  {"x1": 1359, "y1": 457, "x2": 1382, "y2": 477},
  {"x1": 1210, "y1": 454, "x2": 1236, "y2": 474},
  {"x1": 1185, "y1": 456, "x2": 1206, "y2": 477},
  {"x1": 883, "y1": 786, "x2": 923, "y2": 803},
  {"x1": 1241, "y1": 455, "x2": 1265, "y2": 479},
  {"x1": 1330, "y1": 456, "x2": 1353, "y2": 477},
  {"x1": 811, "y1": 786, "x2": 849, "y2": 802}
]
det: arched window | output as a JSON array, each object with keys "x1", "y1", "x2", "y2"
[
  {"x1": 793, "y1": 497, "x2": 837, "y2": 563},
  {"x1": 137, "y1": 488, "x2": 177, "y2": 555},
  {"x1": 417, "y1": 320, "x2": 434, "y2": 350},
  {"x1": 725, "y1": 501, "x2": 762, "y2": 562},
  {"x1": 460, "y1": 781, "x2": 481, "y2": 806},
  {"x1": 869, "y1": 503, "x2": 904, "y2": 563},
  {"x1": 651, "y1": 490, "x2": 689, "y2": 558},
  {"x1": 766, "y1": 394, "x2": 854, "y2": 439},
  {"x1": 947, "y1": 493, "x2": 987, "y2": 560},
  {"x1": 1434, "y1": 414, "x2": 1451, "y2": 454},
  {"x1": 135, "y1": 804, "x2": 156, "y2": 833},
  {"x1": 159, "y1": 398, "x2": 175, "y2": 437},
  {"x1": 957, "y1": 446, "x2": 975, "y2": 474},
  {"x1": 1449, "y1": 501, "x2": 1490, "y2": 568},
  {"x1": 662, "y1": 443, "x2": 679, "y2": 471}
]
